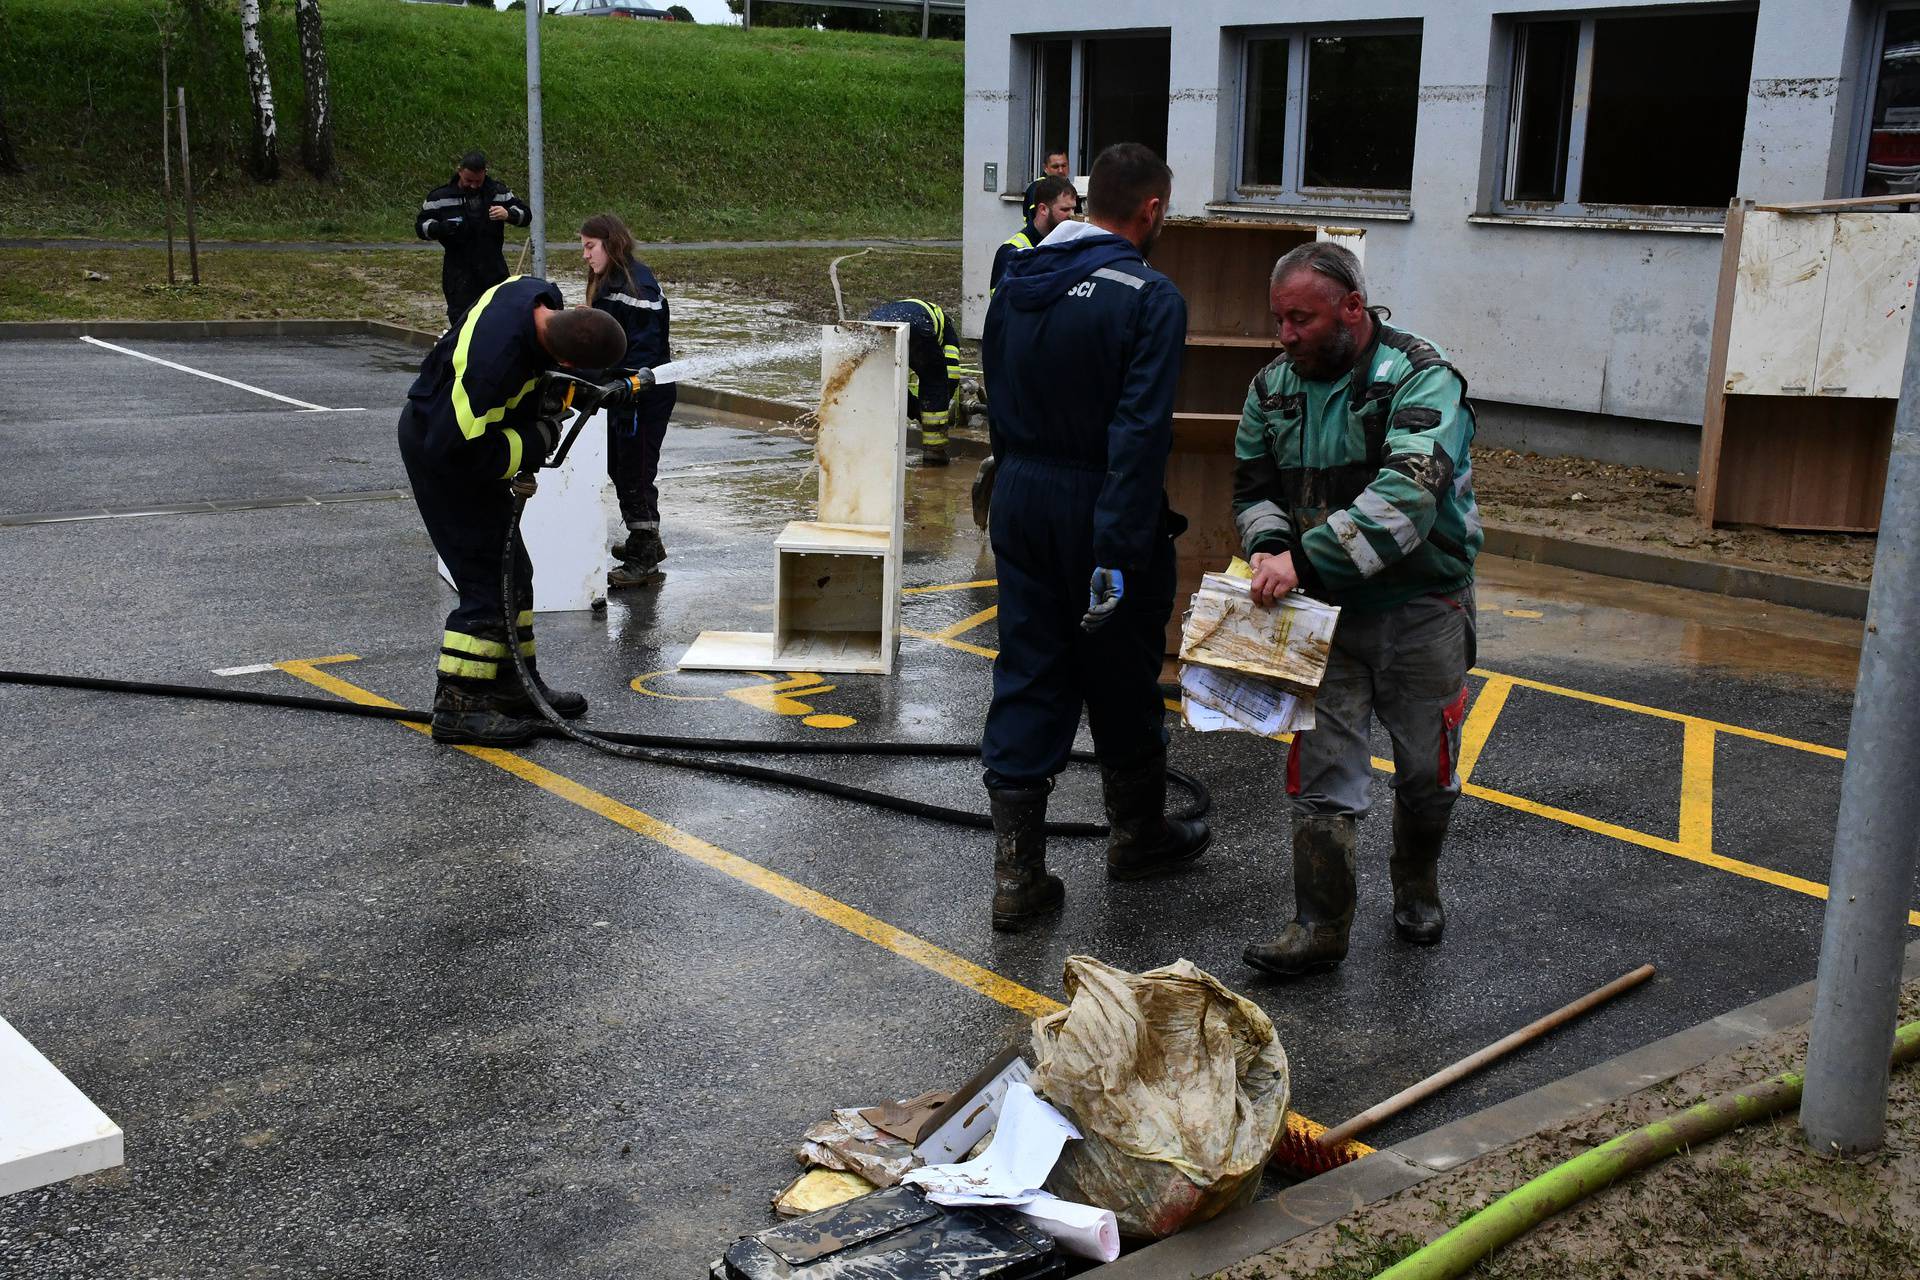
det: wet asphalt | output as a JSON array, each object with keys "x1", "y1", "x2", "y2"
[{"x1": 0, "y1": 335, "x2": 1910, "y2": 1277}]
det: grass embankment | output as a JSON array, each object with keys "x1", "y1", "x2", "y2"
[
  {"x1": 0, "y1": 0, "x2": 960, "y2": 242},
  {"x1": 0, "y1": 246, "x2": 963, "y2": 332}
]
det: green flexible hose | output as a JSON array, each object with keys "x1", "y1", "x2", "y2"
[{"x1": 1374, "y1": 1018, "x2": 1920, "y2": 1280}]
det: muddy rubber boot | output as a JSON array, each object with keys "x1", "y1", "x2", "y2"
[
  {"x1": 521, "y1": 659, "x2": 588, "y2": 721},
  {"x1": 989, "y1": 787, "x2": 1063, "y2": 933},
  {"x1": 1390, "y1": 802, "x2": 1448, "y2": 945},
  {"x1": 429, "y1": 675, "x2": 541, "y2": 747},
  {"x1": 1102, "y1": 752, "x2": 1211, "y2": 881},
  {"x1": 1243, "y1": 814, "x2": 1358, "y2": 977},
  {"x1": 608, "y1": 559, "x2": 665, "y2": 589},
  {"x1": 921, "y1": 442, "x2": 950, "y2": 467}
]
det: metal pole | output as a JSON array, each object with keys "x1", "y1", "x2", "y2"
[
  {"x1": 176, "y1": 87, "x2": 200, "y2": 286},
  {"x1": 160, "y1": 42, "x2": 176, "y2": 286},
  {"x1": 1801, "y1": 271, "x2": 1920, "y2": 1156},
  {"x1": 921, "y1": 0, "x2": 929, "y2": 39},
  {"x1": 524, "y1": 0, "x2": 546, "y2": 279},
  {"x1": 742, "y1": 0, "x2": 751, "y2": 30}
]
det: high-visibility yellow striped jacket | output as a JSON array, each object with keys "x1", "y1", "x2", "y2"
[
  {"x1": 1233, "y1": 322, "x2": 1482, "y2": 610},
  {"x1": 405, "y1": 276, "x2": 563, "y2": 480}
]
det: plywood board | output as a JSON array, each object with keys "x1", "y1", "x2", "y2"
[
  {"x1": 817, "y1": 324, "x2": 908, "y2": 531},
  {"x1": 1153, "y1": 223, "x2": 1313, "y2": 338},
  {"x1": 1812, "y1": 213, "x2": 1920, "y2": 398},
  {"x1": 779, "y1": 551, "x2": 887, "y2": 637},
  {"x1": 1, "y1": 1015, "x2": 123, "y2": 1197},
  {"x1": 1165, "y1": 415, "x2": 1243, "y2": 656},
  {"x1": 770, "y1": 630, "x2": 888, "y2": 674},
  {"x1": 1713, "y1": 395, "x2": 1892, "y2": 531},
  {"x1": 677, "y1": 630, "x2": 781, "y2": 671},
  {"x1": 774, "y1": 521, "x2": 892, "y2": 554},
  {"x1": 1723, "y1": 211, "x2": 1834, "y2": 396}
]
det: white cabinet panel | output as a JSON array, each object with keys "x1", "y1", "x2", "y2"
[
  {"x1": 1813, "y1": 213, "x2": 1920, "y2": 399},
  {"x1": 1723, "y1": 211, "x2": 1833, "y2": 396}
]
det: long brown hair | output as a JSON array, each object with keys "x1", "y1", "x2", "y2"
[{"x1": 580, "y1": 212, "x2": 639, "y2": 305}]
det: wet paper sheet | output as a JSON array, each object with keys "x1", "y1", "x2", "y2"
[
  {"x1": 1180, "y1": 663, "x2": 1314, "y2": 736},
  {"x1": 1180, "y1": 572, "x2": 1339, "y2": 693},
  {"x1": 902, "y1": 1083, "x2": 1078, "y2": 1207}
]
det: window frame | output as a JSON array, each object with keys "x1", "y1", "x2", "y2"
[
  {"x1": 1228, "y1": 20, "x2": 1423, "y2": 211},
  {"x1": 1012, "y1": 30, "x2": 1170, "y2": 188},
  {"x1": 1491, "y1": 7, "x2": 1759, "y2": 227},
  {"x1": 1848, "y1": 2, "x2": 1920, "y2": 198}
]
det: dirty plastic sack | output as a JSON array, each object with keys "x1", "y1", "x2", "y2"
[{"x1": 1028, "y1": 956, "x2": 1289, "y2": 1240}]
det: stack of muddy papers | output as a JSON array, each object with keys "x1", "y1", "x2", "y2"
[{"x1": 1179, "y1": 568, "x2": 1339, "y2": 737}]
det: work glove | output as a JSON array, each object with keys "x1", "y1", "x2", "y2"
[
  {"x1": 599, "y1": 370, "x2": 654, "y2": 410},
  {"x1": 1081, "y1": 566, "x2": 1125, "y2": 632},
  {"x1": 970, "y1": 455, "x2": 996, "y2": 531},
  {"x1": 524, "y1": 414, "x2": 562, "y2": 470}
]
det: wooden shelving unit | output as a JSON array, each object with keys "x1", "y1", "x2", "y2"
[{"x1": 1150, "y1": 218, "x2": 1365, "y2": 652}]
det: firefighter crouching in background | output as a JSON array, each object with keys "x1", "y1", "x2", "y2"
[
  {"x1": 397, "y1": 276, "x2": 628, "y2": 746},
  {"x1": 865, "y1": 298, "x2": 964, "y2": 466}
]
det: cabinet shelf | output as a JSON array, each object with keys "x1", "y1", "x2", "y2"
[{"x1": 1186, "y1": 333, "x2": 1282, "y2": 349}]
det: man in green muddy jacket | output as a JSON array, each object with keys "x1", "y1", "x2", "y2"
[{"x1": 1232, "y1": 241, "x2": 1484, "y2": 978}]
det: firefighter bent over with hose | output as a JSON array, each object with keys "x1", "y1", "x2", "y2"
[
  {"x1": 865, "y1": 299, "x2": 964, "y2": 466},
  {"x1": 397, "y1": 276, "x2": 628, "y2": 746}
]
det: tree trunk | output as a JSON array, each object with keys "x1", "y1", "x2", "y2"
[
  {"x1": 0, "y1": 85, "x2": 21, "y2": 175},
  {"x1": 295, "y1": 0, "x2": 334, "y2": 180},
  {"x1": 239, "y1": 0, "x2": 279, "y2": 180}
]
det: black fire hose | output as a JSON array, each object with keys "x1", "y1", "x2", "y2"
[{"x1": 0, "y1": 384, "x2": 1210, "y2": 836}]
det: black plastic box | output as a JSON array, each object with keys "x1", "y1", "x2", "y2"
[{"x1": 710, "y1": 1185, "x2": 1065, "y2": 1279}]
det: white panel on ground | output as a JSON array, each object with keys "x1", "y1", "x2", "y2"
[
  {"x1": 678, "y1": 323, "x2": 907, "y2": 675},
  {"x1": 1, "y1": 1015, "x2": 123, "y2": 1198},
  {"x1": 437, "y1": 408, "x2": 620, "y2": 613}
]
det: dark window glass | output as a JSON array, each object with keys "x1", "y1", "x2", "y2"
[
  {"x1": 1303, "y1": 32, "x2": 1420, "y2": 190},
  {"x1": 1581, "y1": 13, "x2": 1756, "y2": 207},
  {"x1": 1038, "y1": 40, "x2": 1072, "y2": 171},
  {"x1": 1241, "y1": 38, "x2": 1289, "y2": 187},
  {"x1": 1509, "y1": 21, "x2": 1577, "y2": 202},
  {"x1": 1864, "y1": 10, "x2": 1920, "y2": 196},
  {"x1": 1084, "y1": 35, "x2": 1171, "y2": 163}
]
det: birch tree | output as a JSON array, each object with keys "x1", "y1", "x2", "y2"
[
  {"x1": 294, "y1": 0, "x2": 334, "y2": 179},
  {"x1": 239, "y1": 0, "x2": 279, "y2": 180}
]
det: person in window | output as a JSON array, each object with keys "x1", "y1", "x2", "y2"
[
  {"x1": 992, "y1": 176, "x2": 1078, "y2": 294},
  {"x1": 1021, "y1": 150, "x2": 1080, "y2": 222},
  {"x1": 414, "y1": 150, "x2": 532, "y2": 329},
  {"x1": 579, "y1": 213, "x2": 677, "y2": 588},
  {"x1": 977, "y1": 142, "x2": 1210, "y2": 934},
  {"x1": 1234, "y1": 242, "x2": 1484, "y2": 977}
]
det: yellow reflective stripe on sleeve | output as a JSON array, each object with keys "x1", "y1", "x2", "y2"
[
  {"x1": 451, "y1": 278, "x2": 542, "y2": 442},
  {"x1": 442, "y1": 630, "x2": 510, "y2": 658},
  {"x1": 438, "y1": 654, "x2": 499, "y2": 679},
  {"x1": 1003, "y1": 231, "x2": 1033, "y2": 251},
  {"x1": 501, "y1": 427, "x2": 524, "y2": 479}
]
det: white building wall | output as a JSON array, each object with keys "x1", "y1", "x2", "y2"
[{"x1": 963, "y1": 0, "x2": 1878, "y2": 470}]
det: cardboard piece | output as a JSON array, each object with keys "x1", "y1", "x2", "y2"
[
  {"x1": 914, "y1": 1047, "x2": 1035, "y2": 1167},
  {"x1": 858, "y1": 1090, "x2": 953, "y2": 1145}
]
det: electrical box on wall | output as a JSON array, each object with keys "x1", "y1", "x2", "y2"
[{"x1": 983, "y1": 162, "x2": 998, "y2": 193}]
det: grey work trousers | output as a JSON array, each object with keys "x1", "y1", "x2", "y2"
[{"x1": 1287, "y1": 589, "x2": 1476, "y2": 820}]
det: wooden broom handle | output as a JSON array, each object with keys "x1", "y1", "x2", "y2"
[{"x1": 1317, "y1": 963, "x2": 1657, "y2": 1150}]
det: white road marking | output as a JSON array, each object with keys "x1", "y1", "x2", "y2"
[
  {"x1": 212, "y1": 663, "x2": 279, "y2": 676},
  {"x1": 78, "y1": 336, "x2": 361, "y2": 412}
]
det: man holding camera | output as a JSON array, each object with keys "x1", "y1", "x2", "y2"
[{"x1": 414, "y1": 150, "x2": 532, "y2": 328}]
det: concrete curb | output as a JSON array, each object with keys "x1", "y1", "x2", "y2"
[
  {"x1": 1482, "y1": 525, "x2": 1869, "y2": 619},
  {"x1": 0, "y1": 319, "x2": 1862, "y2": 615},
  {"x1": 1092, "y1": 939, "x2": 1920, "y2": 1279}
]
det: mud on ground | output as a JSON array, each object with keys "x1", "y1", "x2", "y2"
[
  {"x1": 1474, "y1": 450, "x2": 1878, "y2": 584},
  {"x1": 1216, "y1": 982, "x2": 1920, "y2": 1280}
]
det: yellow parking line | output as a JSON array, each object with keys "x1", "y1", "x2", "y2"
[
  {"x1": 1477, "y1": 669, "x2": 1845, "y2": 760},
  {"x1": 899, "y1": 601, "x2": 1917, "y2": 926},
  {"x1": 933, "y1": 605, "x2": 999, "y2": 641},
  {"x1": 272, "y1": 655, "x2": 1065, "y2": 1020},
  {"x1": 1455, "y1": 676, "x2": 1512, "y2": 784},
  {"x1": 902, "y1": 579, "x2": 998, "y2": 595}
]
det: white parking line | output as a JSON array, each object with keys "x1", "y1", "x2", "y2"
[
  {"x1": 78, "y1": 336, "x2": 363, "y2": 413},
  {"x1": 211, "y1": 663, "x2": 280, "y2": 676}
]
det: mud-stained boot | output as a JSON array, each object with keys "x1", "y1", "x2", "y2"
[
  {"x1": 1102, "y1": 751, "x2": 1211, "y2": 881},
  {"x1": 990, "y1": 787, "x2": 1063, "y2": 933},
  {"x1": 1390, "y1": 802, "x2": 1448, "y2": 945},
  {"x1": 520, "y1": 659, "x2": 588, "y2": 721},
  {"x1": 1243, "y1": 814, "x2": 1359, "y2": 977},
  {"x1": 429, "y1": 675, "x2": 541, "y2": 747}
]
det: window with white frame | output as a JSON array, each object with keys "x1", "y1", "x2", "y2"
[
  {"x1": 1023, "y1": 34, "x2": 1171, "y2": 181},
  {"x1": 1499, "y1": 10, "x2": 1757, "y2": 220},
  {"x1": 1859, "y1": 6, "x2": 1920, "y2": 197},
  {"x1": 1233, "y1": 25, "x2": 1422, "y2": 204}
]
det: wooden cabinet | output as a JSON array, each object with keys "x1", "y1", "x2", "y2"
[
  {"x1": 1699, "y1": 201, "x2": 1919, "y2": 531},
  {"x1": 1152, "y1": 218, "x2": 1365, "y2": 650}
]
